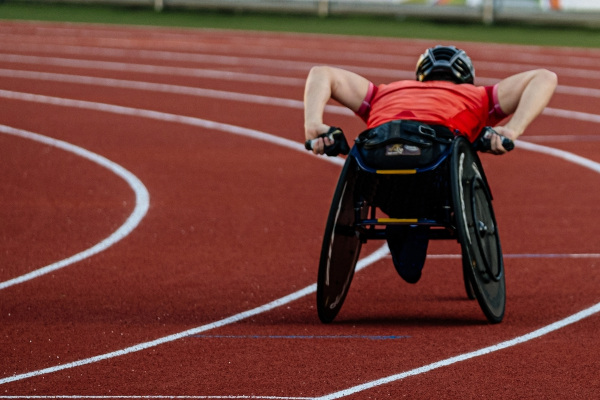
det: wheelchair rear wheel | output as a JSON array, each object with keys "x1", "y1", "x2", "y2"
[
  {"x1": 462, "y1": 248, "x2": 476, "y2": 300},
  {"x1": 451, "y1": 138, "x2": 506, "y2": 323},
  {"x1": 316, "y1": 155, "x2": 366, "y2": 323}
]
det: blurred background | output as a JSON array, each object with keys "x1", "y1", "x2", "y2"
[
  {"x1": 0, "y1": 0, "x2": 599, "y2": 50},
  {"x1": 3, "y1": 0, "x2": 600, "y2": 28}
]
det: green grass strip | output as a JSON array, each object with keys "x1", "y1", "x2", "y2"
[{"x1": 0, "y1": 1, "x2": 599, "y2": 47}]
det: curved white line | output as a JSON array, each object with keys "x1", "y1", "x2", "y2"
[
  {"x1": 0, "y1": 396, "x2": 313, "y2": 399},
  {"x1": 1, "y1": 25, "x2": 598, "y2": 70},
  {"x1": 314, "y1": 137, "x2": 600, "y2": 399},
  {"x1": 0, "y1": 125, "x2": 150, "y2": 290},
  {"x1": 0, "y1": 68, "x2": 311, "y2": 113},
  {"x1": 1, "y1": 90, "x2": 599, "y2": 397},
  {"x1": 0, "y1": 89, "x2": 345, "y2": 168},
  {"x1": 518, "y1": 139, "x2": 600, "y2": 172},
  {"x1": 316, "y1": 303, "x2": 600, "y2": 400},
  {"x1": 0, "y1": 244, "x2": 390, "y2": 385},
  {"x1": 544, "y1": 107, "x2": 600, "y2": 124},
  {"x1": 3, "y1": 44, "x2": 600, "y2": 82},
  {"x1": 0, "y1": 89, "x2": 371, "y2": 385},
  {"x1": 0, "y1": 53, "x2": 306, "y2": 86},
  {"x1": 3, "y1": 69, "x2": 600, "y2": 125}
]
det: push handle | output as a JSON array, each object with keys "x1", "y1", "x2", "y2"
[
  {"x1": 305, "y1": 127, "x2": 350, "y2": 157},
  {"x1": 476, "y1": 127, "x2": 515, "y2": 152}
]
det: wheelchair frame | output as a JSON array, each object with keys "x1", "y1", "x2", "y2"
[{"x1": 316, "y1": 136, "x2": 506, "y2": 324}]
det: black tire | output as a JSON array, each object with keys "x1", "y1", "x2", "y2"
[
  {"x1": 451, "y1": 138, "x2": 506, "y2": 323},
  {"x1": 462, "y1": 248, "x2": 476, "y2": 300},
  {"x1": 316, "y1": 155, "x2": 365, "y2": 323}
]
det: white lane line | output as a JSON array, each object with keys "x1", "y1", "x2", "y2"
[
  {"x1": 524, "y1": 135, "x2": 600, "y2": 143},
  {"x1": 0, "y1": 69, "x2": 311, "y2": 113},
  {"x1": 0, "y1": 89, "x2": 345, "y2": 170},
  {"x1": 7, "y1": 50, "x2": 600, "y2": 93},
  {"x1": 0, "y1": 125, "x2": 150, "y2": 290},
  {"x1": 2, "y1": 27, "x2": 598, "y2": 399},
  {"x1": 517, "y1": 138, "x2": 600, "y2": 173},
  {"x1": 8, "y1": 28, "x2": 599, "y2": 68},
  {"x1": 2, "y1": 49, "x2": 324, "y2": 72},
  {"x1": 0, "y1": 245, "x2": 390, "y2": 385},
  {"x1": 555, "y1": 84, "x2": 600, "y2": 98},
  {"x1": 0, "y1": 396, "x2": 313, "y2": 399},
  {"x1": 0, "y1": 396, "x2": 312, "y2": 399},
  {"x1": 0, "y1": 88, "x2": 371, "y2": 385},
  {"x1": 3, "y1": 40, "x2": 600, "y2": 81},
  {"x1": 1, "y1": 89, "x2": 599, "y2": 398},
  {"x1": 5, "y1": 23, "x2": 600, "y2": 69},
  {"x1": 477, "y1": 60, "x2": 600, "y2": 80},
  {"x1": 315, "y1": 302, "x2": 600, "y2": 400},
  {"x1": 313, "y1": 133, "x2": 600, "y2": 399},
  {"x1": 544, "y1": 107, "x2": 600, "y2": 124},
  {"x1": 0, "y1": 38, "x2": 415, "y2": 65},
  {"x1": 0, "y1": 54, "x2": 305, "y2": 86},
  {"x1": 3, "y1": 69, "x2": 600, "y2": 125}
]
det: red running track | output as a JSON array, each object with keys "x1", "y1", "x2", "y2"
[{"x1": 0, "y1": 21, "x2": 599, "y2": 399}]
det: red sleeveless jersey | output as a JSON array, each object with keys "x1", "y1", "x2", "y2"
[{"x1": 357, "y1": 80, "x2": 506, "y2": 142}]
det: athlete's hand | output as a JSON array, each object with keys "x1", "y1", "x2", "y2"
[
  {"x1": 305, "y1": 126, "x2": 349, "y2": 157},
  {"x1": 305, "y1": 123, "x2": 333, "y2": 155},
  {"x1": 490, "y1": 126, "x2": 517, "y2": 154}
]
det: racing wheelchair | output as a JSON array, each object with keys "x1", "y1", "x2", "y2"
[{"x1": 306, "y1": 121, "x2": 513, "y2": 324}]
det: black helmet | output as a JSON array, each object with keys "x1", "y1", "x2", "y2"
[{"x1": 415, "y1": 45, "x2": 475, "y2": 84}]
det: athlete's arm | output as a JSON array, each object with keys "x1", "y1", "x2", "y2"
[
  {"x1": 304, "y1": 66, "x2": 371, "y2": 154},
  {"x1": 493, "y1": 69, "x2": 557, "y2": 144}
]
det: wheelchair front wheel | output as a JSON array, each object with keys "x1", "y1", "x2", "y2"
[
  {"x1": 451, "y1": 138, "x2": 506, "y2": 323},
  {"x1": 316, "y1": 155, "x2": 365, "y2": 323}
]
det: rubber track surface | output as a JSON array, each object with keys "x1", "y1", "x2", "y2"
[{"x1": 0, "y1": 21, "x2": 599, "y2": 399}]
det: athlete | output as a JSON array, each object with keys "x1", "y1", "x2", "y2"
[
  {"x1": 303, "y1": 45, "x2": 557, "y2": 283},
  {"x1": 304, "y1": 45, "x2": 557, "y2": 156}
]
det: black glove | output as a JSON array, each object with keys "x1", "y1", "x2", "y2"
[
  {"x1": 304, "y1": 127, "x2": 350, "y2": 157},
  {"x1": 475, "y1": 127, "x2": 515, "y2": 152}
]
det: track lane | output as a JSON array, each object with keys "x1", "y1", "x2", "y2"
[{"x1": 1, "y1": 22, "x2": 599, "y2": 398}]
